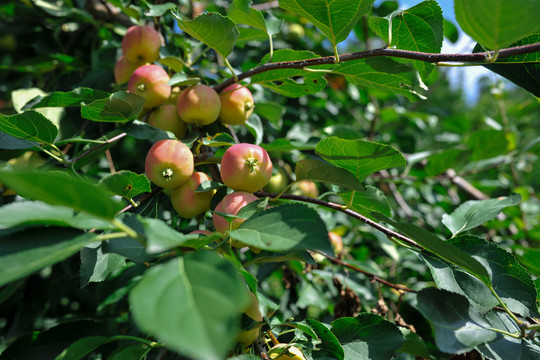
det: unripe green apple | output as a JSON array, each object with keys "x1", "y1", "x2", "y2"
[
  {"x1": 145, "y1": 139, "x2": 194, "y2": 188},
  {"x1": 177, "y1": 84, "x2": 221, "y2": 126},
  {"x1": 218, "y1": 83, "x2": 254, "y2": 125},
  {"x1": 170, "y1": 172, "x2": 216, "y2": 218},
  {"x1": 114, "y1": 55, "x2": 144, "y2": 85},
  {"x1": 237, "y1": 291, "x2": 263, "y2": 346},
  {"x1": 265, "y1": 168, "x2": 289, "y2": 193},
  {"x1": 147, "y1": 103, "x2": 187, "y2": 139},
  {"x1": 268, "y1": 344, "x2": 307, "y2": 360},
  {"x1": 288, "y1": 23, "x2": 305, "y2": 39},
  {"x1": 128, "y1": 64, "x2": 171, "y2": 109},
  {"x1": 291, "y1": 180, "x2": 319, "y2": 198},
  {"x1": 212, "y1": 191, "x2": 258, "y2": 233},
  {"x1": 122, "y1": 25, "x2": 161, "y2": 64},
  {"x1": 220, "y1": 143, "x2": 273, "y2": 193}
]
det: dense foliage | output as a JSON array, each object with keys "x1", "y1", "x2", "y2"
[{"x1": 1, "y1": 1, "x2": 540, "y2": 359}]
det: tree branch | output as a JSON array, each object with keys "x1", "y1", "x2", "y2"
[
  {"x1": 214, "y1": 42, "x2": 540, "y2": 92},
  {"x1": 254, "y1": 191, "x2": 423, "y2": 250}
]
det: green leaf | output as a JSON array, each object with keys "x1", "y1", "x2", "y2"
[
  {"x1": 295, "y1": 158, "x2": 365, "y2": 191},
  {"x1": 0, "y1": 201, "x2": 114, "y2": 231},
  {"x1": 415, "y1": 288, "x2": 497, "y2": 354},
  {"x1": 332, "y1": 57, "x2": 425, "y2": 101},
  {"x1": 0, "y1": 168, "x2": 123, "y2": 220},
  {"x1": 167, "y1": 72, "x2": 199, "y2": 87},
  {"x1": 228, "y1": 0, "x2": 267, "y2": 32},
  {"x1": 278, "y1": 0, "x2": 374, "y2": 47},
  {"x1": 331, "y1": 314, "x2": 404, "y2": 359},
  {"x1": 261, "y1": 138, "x2": 318, "y2": 152},
  {"x1": 423, "y1": 235, "x2": 538, "y2": 317},
  {"x1": 442, "y1": 193, "x2": 522, "y2": 236},
  {"x1": 369, "y1": 0, "x2": 443, "y2": 79},
  {"x1": 339, "y1": 185, "x2": 392, "y2": 218},
  {"x1": 467, "y1": 129, "x2": 508, "y2": 161},
  {"x1": 251, "y1": 50, "x2": 328, "y2": 97},
  {"x1": 254, "y1": 102, "x2": 285, "y2": 125},
  {"x1": 107, "y1": 344, "x2": 150, "y2": 360},
  {"x1": 159, "y1": 56, "x2": 185, "y2": 73},
  {"x1": 0, "y1": 110, "x2": 58, "y2": 145},
  {"x1": 22, "y1": 87, "x2": 109, "y2": 109},
  {"x1": 444, "y1": 19, "x2": 459, "y2": 43},
  {"x1": 138, "y1": 216, "x2": 189, "y2": 254},
  {"x1": 373, "y1": 213, "x2": 491, "y2": 285},
  {"x1": 476, "y1": 312, "x2": 540, "y2": 360},
  {"x1": 306, "y1": 319, "x2": 344, "y2": 360},
  {"x1": 454, "y1": 0, "x2": 540, "y2": 50},
  {"x1": 129, "y1": 252, "x2": 250, "y2": 360},
  {"x1": 172, "y1": 12, "x2": 239, "y2": 58},
  {"x1": 144, "y1": 2, "x2": 177, "y2": 17},
  {"x1": 81, "y1": 91, "x2": 145, "y2": 123},
  {"x1": 0, "y1": 227, "x2": 97, "y2": 287},
  {"x1": 229, "y1": 204, "x2": 334, "y2": 255},
  {"x1": 473, "y1": 34, "x2": 540, "y2": 97},
  {"x1": 55, "y1": 336, "x2": 110, "y2": 360},
  {"x1": 124, "y1": 120, "x2": 176, "y2": 142},
  {"x1": 80, "y1": 245, "x2": 126, "y2": 288},
  {"x1": 100, "y1": 170, "x2": 151, "y2": 201},
  {"x1": 398, "y1": 327, "x2": 429, "y2": 358},
  {"x1": 315, "y1": 137, "x2": 406, "y2": 182}
]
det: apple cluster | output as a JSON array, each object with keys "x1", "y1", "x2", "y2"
[
  {"x1": 144, "y1": 140, "x2": 273, "y2": 235},
  {"x1": 115, "y1": 25, "x2": 255, "y2": 137}
]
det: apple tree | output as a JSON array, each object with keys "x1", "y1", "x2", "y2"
[{"x1": 0, "y1": 0, "x2": 540, "y2": 359}]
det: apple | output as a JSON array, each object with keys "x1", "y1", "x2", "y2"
[
  {"x1": 170, "y1": 172, "x2": 216, "y2": 218},
  {"x1": 265, "y1": 168, "x2": 289, "y2": 193},
  {"x1": 177, "y1": 84, "x2": 221, "y2": 126},
  {"x1": 114, "y1": 55, "x2": 144, "y2": 85},
  {"x1": 212, "y1": 191, "x2": 258, "y2": 233},
  {"x1": 122, "y1": 25, "x2": 161, "y2": 64},
  {"x1": 128, "y1": 64, "x2": 171, "y2": 109},
  {"x1": 220, "y1": 143, "x2": 273, "y2": 193},
  {"x1": 147, "y1": 103, "x2": 187, "y2": 139},
  {"x1": 237, "y1": 291, "x2": 263, "y2": 346},
  {"x1": 145, "y1": 139, "x2": 194, "y2": 188},
  {"x1": 218, "y1": 83, "x2": 254, "y2": 125},
  {"x1": 268, "y1": 344, "x2": 307, "y2": 360},
  {"x1": 291, "y1": 180, "x2": 319, "y2": 198},
  {"x1": 328, "y1": 231, "x2": 343, "y2": 255}
]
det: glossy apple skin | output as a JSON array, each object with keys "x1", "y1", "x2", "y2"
[
  {"x1": 177, "y1": 84, "x2": 221, "y2": 126},
  {"x1": 122, "y1": 25, "x2": 161, "y2": 63},
  {"x1": 128, "y1": 64, "x2": 171, "y2": 109},
  {"x1": 147, "y1": 103, "x2": 187, "y2": 139},
  {"x1": 218, "y1": 83, "x2": 254, "y2": 125},
  {"x1": 237, "y1": 291, "x2": 263, "y2": 346},
  {"x1": 170, "y1": 172, "x2": 216, "y2": 218},
  {"x1": 114, "y1": 55, "x2": 144, "y2": 85},
  {"x1": 145, "y1": 139, "x2": 194, "y2": 189},
  {"x1": 212, "y1": 191, "x2": 258, "y2": 233},
  {"x1": 220, "y1": 143, "x2": 273, "y2": 193}
]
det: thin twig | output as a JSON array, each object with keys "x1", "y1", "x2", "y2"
[
  {"x1": 254, "y1": 191, "x2": 423, "y2": 250},
  {"x1": 71, "y1": 132, "x2": 127, "y2": 164},
  {"x1": 315, "y1": 251, "x2": 417, "y2": 293},
  {"x1": 214, "y1": 43, "x2": 540, "y2": 91}
]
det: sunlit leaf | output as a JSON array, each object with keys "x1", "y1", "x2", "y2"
[
  {"x1": 129, "y1": 252, "x2": 250, "y2": 360},
  {"x1": 315, "y1": 137, "x2": 406, "y2": 182},
  {"x1": 454, "y1": 0, "x2": 540, "y2": 50}
]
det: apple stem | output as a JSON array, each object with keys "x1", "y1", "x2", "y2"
[
  {"x1": 245, "y1": 158, "x2": 259, "y2": 174},
  {"x1": 161, "y1": 168, "x2": 174, "y2": 180}
]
